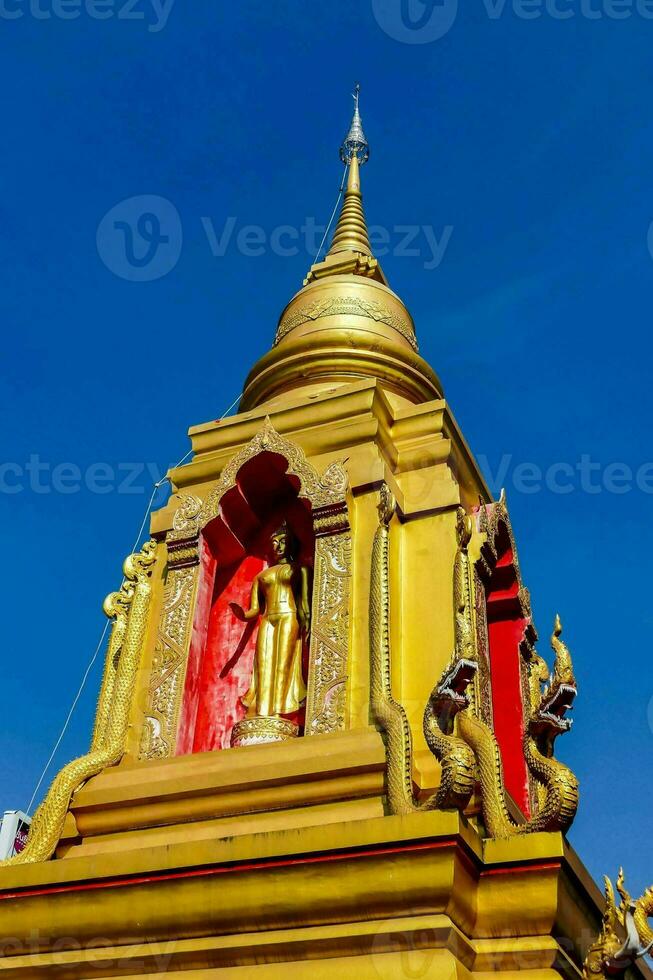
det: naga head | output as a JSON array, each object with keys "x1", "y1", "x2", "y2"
[
  {"x1": 123, "y1": 539, "x2": 158, "y2": 582},
  {"x1": 584, "y1": 870, "x2": 653, "y2": 977},
  {"x1": 531, "y1": 615, "x2": 577, "y2": 737},
  {"x1": 429, "y1": 655, "x2": 478, "y2": 730}
]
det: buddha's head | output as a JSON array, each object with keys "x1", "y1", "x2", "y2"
[{"x1": 270, "y1": 521, "x2": 296, "y2": 562}]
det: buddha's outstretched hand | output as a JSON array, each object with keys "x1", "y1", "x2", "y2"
[{"x1": 229, "y1": 601, "x2": 247, "y2": 622}]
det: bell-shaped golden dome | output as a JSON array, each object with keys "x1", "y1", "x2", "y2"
[{"x1": 241, "y1": 95, "x2": 442, "y2": 411}]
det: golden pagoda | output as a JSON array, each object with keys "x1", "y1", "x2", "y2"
[{"x1": 0, "y1": 88, "x2": 651, "y2": 980}]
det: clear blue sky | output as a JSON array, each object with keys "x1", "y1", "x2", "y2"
[{"x1": 1, "y1": 1, "x2": 651, "y2": 898}]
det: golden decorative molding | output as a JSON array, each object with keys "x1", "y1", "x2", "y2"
[
  {"x1": 231, "y1": 716, "x2": 299, "y2": 747},
  {"x1": 274, "y1": 295, "x2": 418, "y2": 351},
  {"x1": 165, "y1": 543, "x2": 201, "y2": 569},
  {"x1": 172, "y1": 493, "x2": 203, "y2": 534},
  {"x1": 139, "y1": 562, "x2": 200, "y2": 761},
  {"x1": 312, "y1": 503, "x2": 350, "y2": 537},
  {"x1": 4, "y1": 541, "x2": 157, "y2": 865},
  {"x1": 304, "y1": 529, "x2": 352, "y2": 735}
]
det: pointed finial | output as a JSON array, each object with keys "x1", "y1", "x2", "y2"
[
  {"x1": 340, "y1": 83, "x2": 369, "y2": 165},
  {"x1": 327, "y1": 85, "x2": 373, "y2": 256}
]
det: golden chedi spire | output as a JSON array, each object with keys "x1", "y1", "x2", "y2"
[
  {"x1": 327, "y1": 152, "x2": 372, "y2": 256},
  {"x1": 328, "y1": 88, "x2": 372, "y2": 256},
  {"x1": 241, "y1": 86, "x2": 442, "y2": 411}
]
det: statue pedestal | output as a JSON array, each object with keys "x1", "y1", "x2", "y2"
[{"x1": 231, "y1": 716, "x2": 299, "y2": 747}]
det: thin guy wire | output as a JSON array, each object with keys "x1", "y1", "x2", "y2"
[
  {"x1": 25, "y1": 619, "x2": 110, "y2": 815},
  {"x1": 24, "y1": 392, "x2": 243, "y2": 815},
  {"x1": 312, "y1": 163, "x2": 349, "y2": 265}
]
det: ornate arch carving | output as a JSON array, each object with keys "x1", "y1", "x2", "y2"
[
  {"x1": 139, "y1": 419, "x2": 351, "y2": 760},
  {"x1": 166, "y1": 418, "x2": 348, "y2": 544}
]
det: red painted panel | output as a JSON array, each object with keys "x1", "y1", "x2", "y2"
[
  {"x1": 487, "y1": 616, "x2": 530, "y2": 817},
  {"x1": 193, "y1": 555, "x2": 264, "y2": 753}
]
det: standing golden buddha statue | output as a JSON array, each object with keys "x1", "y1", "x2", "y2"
[{"x1": 229, "y1": 523, "x2": 311, "y2": 746}]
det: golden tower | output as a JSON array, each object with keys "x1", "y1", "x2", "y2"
[{"x1": 0, "y1": 90, "x2": 651, "y2": 980}]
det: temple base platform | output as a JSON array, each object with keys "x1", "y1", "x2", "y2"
[{"x1": 0, "y1": 733, "x2": 648, "y2": 979}]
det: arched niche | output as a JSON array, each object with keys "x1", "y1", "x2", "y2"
[
  {"x1": 178, "y1": 451, "x2": 316, "y2": 753},
  {"x1": 139, "y1": 420, "x2": 351, "y2": 761}
]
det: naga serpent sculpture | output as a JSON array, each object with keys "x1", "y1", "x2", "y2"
[
  {"x1": 583, "y1": 871, "x2": 653, "y2": 978},
  {"x1": 407, "y1": 488, "x2": 579, "y2": 839},
  {"x1": 429, "y1": 611, "x2": 579, "y2": 838},
  {"x1": 370, "y1": 485, "x2": 476, "y2": 814},
  {"x1": 2, "y1": 540, "x2": 157, "y2": 866}
]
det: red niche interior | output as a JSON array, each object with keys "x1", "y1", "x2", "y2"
[
  {"x1": 176, "y1": 451, "x2": 315, "y2": 755},
  {"x1": 483, "y1": 520, "x2": 531, "y2": 818}
]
